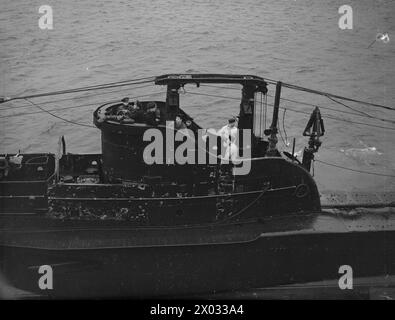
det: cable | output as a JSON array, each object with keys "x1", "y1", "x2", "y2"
[
  {"x1": 0, "y1": 83, "x2": 154, "y2": 111},
  {"x1": 0, "y1": 77, "x2": 155, "y2": 103},
  {"x1": 282, "y1": 108, "x2": 289, "y2": 145},
  {"x1": 184, "y1": 91, "x2": 395, "y2": 131},
  {"x1": 281, "y1": 81, "x2": 395, "y2": 112},
  {"x1": 282, "y1": 106, "x2": 395, "y2": 131},
  {"x1": 253, "y1": 92, "x2": 256, "y2": 134},
  {"x1": 24, "y1": 98, "x2": 96, "y2": 128},
  {"x1": 277, "y1": 112, "x2": 290, "y2": 148},
  {"x1": 202, "y1": 84, "x2": 395, "y2": 125},
  {"x1": 315, "y1": 112, "x2": 395, "y2": 131},
  {"x1": 275, "y1": 94, "x2": 395, "y2": 124},
  {"x1": 326, "y1": 95, "x2": 395, "y2": 124},
  {"x1": 315, "y1": 159, "x2": 395, "y2": 178},
  {"x1": 64, "y1": 76, "x2": 155, "y2": 90},
  {"x1": 264, "y1": 93, "x2": 267, "y2": 131},
  {"x1": 213, "y1": 185, "x2": 270, "y2": 224},
  {"x1": 0, "y1": 92, "x2": 165, "y2": 119},
  {"x1": 3, "y1": 83, "x2": 393, "y2": 132},
  {"x1": 1, "y1": 100, "x2": 117, "y2": 119},
  {"x1": 326, "y1": 95, "x2": 374, "y2": 118},
  {"x1": 259, "y1": 92, "x2": 263, "y2": 137},
  {"x1": 278, "y1": 95, "x2": 368, "y2": 117},
  {"x1": 278, "y1": 118, "x2": 287, "y2": 147},
  {"x1": 8, "y1": 85, "x2": 395, "y2": 179},
  {"x1": 203, "y1": 82, "x2": 395, "y2": 116}
]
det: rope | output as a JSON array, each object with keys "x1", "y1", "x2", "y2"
[
  {"x1": 0, "y1": 76, "x2": 393, "y2": 133},
  {"x1": 274, "y1": 94, "x2": 395, "y2": 124},
  {"x1": 3, "y1": 75, "x2": 391, "y2": 113},
  {"x1": 1, "y1": 100, "x2": 117, "y2": 119},
  {"x1": 282, "y1": 106, "x2": 395, "y2": 131},
  {"x1": 315, "y1": 159, "x2": 395, "y2": 178},
  {"x1": 0, "y1": 77, "x2": 155, "y2": 103},
  {"x1": 202, "y1": 83, "x2": 395, "y2": 120},
  {"x1": 0, "y1": 92, "x2": 165, "y2": 119},
  {"x1": 253, "y1": 92, "x2": 256, "y2": 135},
  {"x1": 0, "y1": 83, "x2": 154, "y2": 111},
  {"x1": 326, "y1": 95, "x2": 395, "y2": 124},
  {"x1": 281, "y1": 81, "x2": 395, "y2": 112},
  {"x1": 214, "y1": 184, "x2": 270, "y2": 224},
  {"x1": 282, "y1": 108, "x2": 289, "y2": 146},
  {"x1": 24, "y1": 98, "x2": 96, "y2": 128},
  {"x1": 277, "y1": 117, "x2": 287, "y2": 148},
  {"x1": 259, "y1": 92, "x2": 263, "y2": 137},
  {"x1": 184, "y1": 91, "x2": 395, "y2": 131},
  {"x1": 1, "y1": 77, "x2": 393, "y2": 131},
  {"x1": 264, "y1": 93, "x2": 267, "y2": 131}
]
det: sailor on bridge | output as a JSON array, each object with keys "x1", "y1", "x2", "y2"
[{"x1": 217, "y1": 117, "x2": 239, "y2": 162}]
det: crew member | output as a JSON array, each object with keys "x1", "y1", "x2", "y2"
[
  {"x1": 128, "y1": 101, "x2": 145, "y2": 123},
  {"x1": 175, "y1": 114, "x2": 187, "y2": 130},
  {"x1": 217, "y1": 117, "x2": 239, "y2": 162},
  {"x1": 145, "y1": 102, "x2": 161, "y2": 125},
  {"x1": 121, "y1": 97, "x2": 130, "y2": 107}
]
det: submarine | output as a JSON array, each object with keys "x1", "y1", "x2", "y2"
[{"x1": 0, "y1": 74, "x2": 394, "y2": 298}]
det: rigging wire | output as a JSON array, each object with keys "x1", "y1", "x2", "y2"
[
  {"x1": 282, "y1": 108, "x2": 289, "y2": 146},
  {"x1": 1, "y1": 75, "x2": 392, "y2": 112},
  {"x1": 0, "y1": 92, "x2": 165, "y2": 119},
  {"x1": 277, "y1": 94, "x2": 367, "y2": 117},
  {"x1": 277, "y1": 118, "x2": 287, "y2": 148},
  {"x1": 25, "y1": 96, "x2": 395, "y2": 179},
  {"x1": 0, "y1": 75, "x2": 393, "y2": 179},
  {"x1": 253, "y1": 92, "x2": 256, "y2": 135},
  {"x1": 282, "y1": 106, "x2": 395, "y2": 131},
  {"x1": 277, "y1": 109, "x2": 290, "y2": 148},
  {"x1": 183, "y1": 91, "x2": 395, "y2": 131},
  {"x1": 315, "y1": 159, "x2": 395, "y2": 178},
  {"x1": 0, "y1": 77, "x2": 155, "y2": 103},
  {"x1": 280, "y1": 81, "x2": 395, "y2": 112},
  {"x1": 276, "y1": 94, "x2": 395, "y2": 124},
  {"x1": 1, "y1": 100, "x2": 116, "y2": 119},
  {"x1": 5, "y1": 88, "x2": 393, "y2": 180},
  {"x1": 202, "y1": 83, "x2": 395, "y2": 124},
  {"x1": 325, "y1": 95, "x2": 395, "y2": 124},
  {"x1": 259, "y1": 92, "x2": 263, "y2": 137},
  {"x1": 1, "y1": 76, "x2": 393, "y2": 122},
  {"x1": 4, "y1": 90, "x2": 392, "y2": 132},
  {"x1": 191, "y1": 89, "x2": 395, "y2": 177},
  {"x1": 0, "y1": 83, "x2": 154, "y2": 111},
  {"x1": 264, "y1": 93, "x2": 267, "y2": 131},
  {"x1": 326, "y1": 95, "x2": 375, "y2": 118},
  {"x1": 24, "y1": 98, "x2": 96, "y2": 129}
]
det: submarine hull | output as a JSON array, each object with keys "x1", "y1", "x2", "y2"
[
  {"x1": 1, "y1": 210, "x2": 395, "y2": 298},
  {"x1": 1, "y1": 152, "x2": 394, "y2": 298}
]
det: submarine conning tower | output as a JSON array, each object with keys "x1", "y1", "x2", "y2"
[{"x1": 93, "y1": 74, "x2": 269, "y2": 183}]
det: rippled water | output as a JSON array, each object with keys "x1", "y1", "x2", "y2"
[{"x1": 0, "y1": 0, "x2": 394, "y2": 192}]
